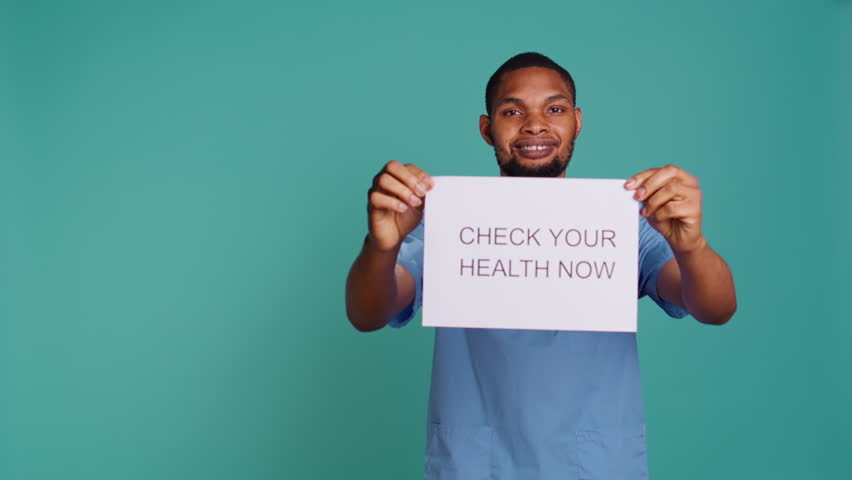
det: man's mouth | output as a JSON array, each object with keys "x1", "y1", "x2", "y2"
[{"x1": 513, "y1": 139, "x2": 557, "y2": 160}]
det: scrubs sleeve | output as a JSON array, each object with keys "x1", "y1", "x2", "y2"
[
  {"x1": 638, "y1": 217, "x2": 688, "y2": 319},
  {"x1": 387, "y1": 221, "x2": 425, "y2": 328}
]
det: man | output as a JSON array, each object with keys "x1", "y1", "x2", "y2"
[{"x1": 345, "y1": 52, "x2": 736, "y2": 479}]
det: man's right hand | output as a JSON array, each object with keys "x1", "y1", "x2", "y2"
[{"x1": 367, "y1": 161, "x2": 433, "y2": 252}]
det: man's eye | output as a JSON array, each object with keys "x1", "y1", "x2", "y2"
[
  {"x1": 549, "y1": 107, "x2": 565, "y2": 113},
  {"x1": 504, "y1": 109, "x2": 521, "y2": 116}
]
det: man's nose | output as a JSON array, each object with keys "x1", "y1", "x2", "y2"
[{"x1": 522, "y1": 113, "x2": 548, "y2": 135}]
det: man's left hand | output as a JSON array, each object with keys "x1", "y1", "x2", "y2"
[{"x1": 624, "y1": 165, "x2": 705, "y2": 254}]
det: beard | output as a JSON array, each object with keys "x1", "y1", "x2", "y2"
[{"x1": 495, "y1": 137, "x2": 575, "y2": 178}]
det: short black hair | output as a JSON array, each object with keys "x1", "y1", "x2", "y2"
[{"x1": 485, "y1": 52, "x2": 576, "y2": 116}]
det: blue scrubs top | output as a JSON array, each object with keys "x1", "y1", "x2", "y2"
[{"x1": 390, "y1": 217, "x2": 687, "y2": 480}]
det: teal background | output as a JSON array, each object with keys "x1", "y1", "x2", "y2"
[{"x1": 3, "y1": 1, "x2": 850, "y2": 478}]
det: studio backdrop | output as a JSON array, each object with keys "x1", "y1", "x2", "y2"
[{"x1": 2, "y1": 1, "x2": 850, "y2": 479}]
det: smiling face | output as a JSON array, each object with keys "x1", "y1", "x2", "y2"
[{"x1": 479, "y1": 67, "x2": 583, "y2": 177}]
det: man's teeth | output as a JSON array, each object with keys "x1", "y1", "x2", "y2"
[{"x1": 520, "y1": 145, "x2": 550, "y2": 151}]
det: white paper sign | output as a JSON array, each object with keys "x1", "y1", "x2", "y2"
[{"x1": 422, "y1": 176, "x2": 639, "y2": 332}]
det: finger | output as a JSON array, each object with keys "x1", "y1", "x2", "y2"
[
  {"x1": 385, "y1": 160, "x2": 429, "y2": 197},
  {"x1": 376, "y1": 173, "x2": 422, "y2": 208},
  {"x1": 632, "y1": 165, "x2": 688, "y2": 201},
  {"x1": 369, "y1": 190, "x2": 409, "y2": 214},
  {"x1": 651, "y1": 200, "x2": 692, "y2": 224},
  {"x1": 624, "y1": 168, "x2": 659, "y2": 191},
  {"x1": 403, "y1": 163, "x2": 435, "y2": 190},
  {"x1": 641, "y1": 183, "x2": 693, "y2": 218},
  {"x1": 626, "y1": 164, "x2": 699, "y2": 198}
]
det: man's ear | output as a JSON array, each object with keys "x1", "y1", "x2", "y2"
[
  {"x1": 574, "y1": 107, "x2": 583, "y2": 139},
  {"x1": 479, "y1": 114, "x2": 494, "y2": 146}
]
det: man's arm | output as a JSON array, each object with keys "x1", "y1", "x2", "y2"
[
  {"x1": 345, "y1": 161, "x2": 433, "y2": 332},
  {"x1": 656, "y1": 247, "x2": 736, "y2": 325},
  {"x1": 346, "y1": 237, "x2": 416, "y2": 332},
  {"x1": 626, "y1": 165, "x2": 737, "y2": 325}
]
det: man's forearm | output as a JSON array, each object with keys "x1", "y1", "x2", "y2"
[
  {"x1": 675, "y1": 239, "x2": 737, "y2": 325},
  {"x1": 345, "y1": 236, "x2": 402, "y2": 332}
]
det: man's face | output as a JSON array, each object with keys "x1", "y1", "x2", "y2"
[{"x1": 480, "y1": 67, "x2": 583, "y2": 177}]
